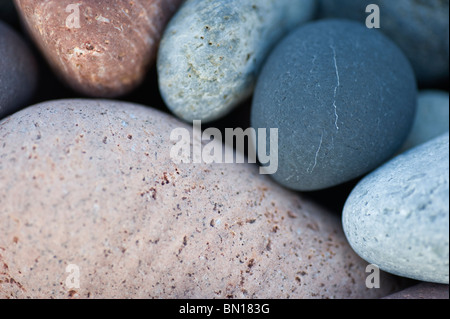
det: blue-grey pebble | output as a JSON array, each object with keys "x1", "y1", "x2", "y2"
[
  {"x1": 0, "y1": 20, "x2": 37, "y2": 119},
  {"x1": 251, "y1": 19, "x2": 417, "y2": 191},
  {"x1": 158, "y1": 0, "x2": 317, "y2": 123},
  {"x1": 319, "y1": 0, "x2": 449, "y2": 84},
  {"x1": 400, "y1": 91, "x2": 449, "y2": 152},
  {"x1": 343, "y1": 133, "x2": 449, "y2": 284}
]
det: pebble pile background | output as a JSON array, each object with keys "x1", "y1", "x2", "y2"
[{"x1": 0, "y1": 0, "x2": 448, "y2": 299}]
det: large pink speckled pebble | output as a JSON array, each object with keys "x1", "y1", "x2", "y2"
[
  {"x1": 13, "y1": 0, "x2": 183, "y2": 97},
  {"x1": 0, "y1": 100, "x2": 401, "y2": 299}
]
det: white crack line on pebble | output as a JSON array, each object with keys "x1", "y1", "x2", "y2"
[
  {"x1": 308, "y1": 131, "x2": 324, "y2": 174},
  {"x1": 310, "y1": 55, "x2": 317, "y2": 74},
  {"x1": 331, "y1": 45, "x2": 340, "y2": 131}
]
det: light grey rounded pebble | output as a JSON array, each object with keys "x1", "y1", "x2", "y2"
[
  {"x1": 400, "y1": 91, "x2": 449, "y2": 152},
  {"x1": 343, "y1": 133, "x2": 450, "y2": 284},
  {"x1": 158, "y1": 0, "x2": 317, "y2": 123}
]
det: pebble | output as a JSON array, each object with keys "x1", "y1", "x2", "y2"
[
  {"x1": 319, "y1": 0, "x2": 450, "y2": 84},
  {"x1": 0, "y1": 99, "x2": 401, "y2": 299},
  {"x1": 383, "y1": 283, "x2": 449, "y2": 300},
  {"x1": 251, "y1": 19, "x2": 417, "y2": 191},
  {"x1": 157, "y1": 0, "x2": 317, "y2": 123},
  {"x1": 343, "y1": 133, "x2": 449, "y2": 284},
  {"x1": 0, "y1": 20, "x2": 37, "y2": 119},
  {"x1": 13, "y1": 0, "x2": 183, "y2": 97},
  {"x1": 400, "y1": 91, "x2": 449, "y2": 152}
]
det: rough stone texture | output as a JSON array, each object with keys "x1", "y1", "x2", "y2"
[
  {"x1": 343, "y1": 133, "x2": 450, "y2": 284},
  {"x1": 251, "y1": 19, "x2": 417, "y2": 191},
  {"x1": 14, "y1": 0, "x2": 184, "y2": 97},
  {"x1": 158, "y1": 0, "x2": 317, "y2": 123},
  {"x1": 319, "y1": 0, "x2": 450, "y2": 84},
  {"x1": 400, "y1": 91, "x2": 449, "y2": 152},
  {"x1": 0, "y1": 99, "x2": 402, "y2": 299},
  {"x1": 0, "y1": 20, "x2": 37, "y2": 120},
  {"x1": 383, "y1": 283, "x2": 449, "y2": 299}
]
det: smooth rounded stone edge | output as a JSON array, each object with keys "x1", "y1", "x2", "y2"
[{"x1": 343, "y1": 133, "x2": 450, "y2": 284}]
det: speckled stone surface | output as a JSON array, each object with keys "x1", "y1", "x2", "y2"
[
  {"x1": 400, "y1": 91, "x2": 449, "y2": 152},
  {"x1": 14, "y1": 0, "x2": 184, "y2": 97},
  {"x1": 251, "y1": 19, "x2": 417, "y2": 191},
  {"x1": 343, "y1": 133, "x2": 450, "y2": 284},
  {"x1": 0, "y1": 20, "x2": 37, "y2": 120},
  {"x1": 319, "y1": 0, "x2": 450, "y2": 84},
  {"x1": 0, "y1": 99, "x2": 402, "y2": 299},
  {"x1": 383, "y1": 283, "x2": 449, "y2": 299},
  {"x1": 157, "y1": 0, "x2": 317, "y2": 123}
]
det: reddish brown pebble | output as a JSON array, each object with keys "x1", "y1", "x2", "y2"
[
  {"x1": 383, "y1": 283, "x2": 449, "y2": 299},
  {"x1": 0, "y1": 100, "x2": 403, "y2": 299},
  {"x1": 14, "y1": 0, "x2": 184, "y2": 97}
]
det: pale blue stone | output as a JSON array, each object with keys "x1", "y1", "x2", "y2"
[
  {"x1": 343, "y1": 133, "x2": 450, "y2": 284},
  {"x1": 400, "y1": 91, "x2": 449, "y2": 152},
  {"x1": 158, "y1": 0, "x2": 317, "y2": 123}
]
